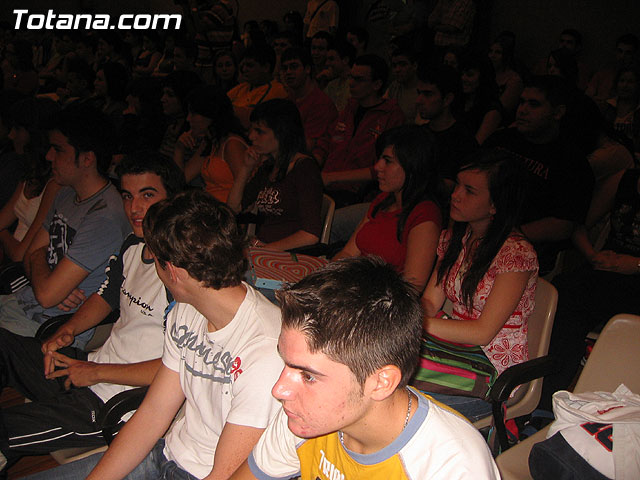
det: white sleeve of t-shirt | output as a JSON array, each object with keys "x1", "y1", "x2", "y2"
[{"x1": 249, "y1": 407, "x2": 301, "y2": 479}]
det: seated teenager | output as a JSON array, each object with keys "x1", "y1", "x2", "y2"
[
  {"x1": 414, "y1": 150, "x2": 538, "y2": 421},
  {"x1": 232, "y1": 99, "x2": 323, "y2": 252},
  {"x1": 157, "y1": 70, "x2": 203, "y2": 161},
  {"x1": 231, "y1": 256, "x2": 500, "y2": 480},
  {"x1": 603, "y1": 64, "x2": 640, "y2": 160},
  {"x1": 0, "y1": 105, "x2": 130, "y2": 346},
  {"x1": 458, "y1": 51, "x2": 503, "y2": 145},
  {"x1": 227, "y1": 45, "x2": 288, "y2": 129},
  {"x1": 0, "y1": 152, "x2": 181, "y2": 475},
  {"x1": 0, "y1": 97, "x2": 61, "y2": 263},
  {"x1": 540, "y1": 167, "x2": 640, "y2": 411},
  {"x1": 488, "y1": 36, "x2": 523, "y2": 123},
  {"x1": 180, "y1": 86, "x2": 249, "y2": 202},
  {"x1": 26, "y1": 190, "x2": 284, "y2": 479},
  {"x1": 333, "y1": 126, "x2": 442, "y2": 293}
]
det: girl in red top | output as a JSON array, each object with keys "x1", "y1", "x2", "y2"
[{"x1": 334, "y1": 126, "x2": 443, "y2": 293}]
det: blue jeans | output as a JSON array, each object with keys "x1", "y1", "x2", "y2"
[
  {"x1": 24, "y1": 439, "x2": 197, "y2": 480},
  {"x1": 427, "y1": 392, "x2": 493, "y2": 422}
]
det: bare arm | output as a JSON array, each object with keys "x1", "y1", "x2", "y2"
[
  {"x1": 183, "y1": 134, "x2": 209, "y2": 182},
  {"x1": 223, "y1": 138, "x2": 250, "y2": 213},
  {"x1": 423, "y1": 270, "x2": 532, "y2": 345},
  {"x1": 230, "y1": 460, "x2": 258, "y2": 480},
  {"x1": 41, "y1": 293, "x2": 113, "y2": 375},
  {"x1": 46, "y1": 353, "x2": 161, "y2": 389},
  {"x1": 332, "y1": 216, "x2": 368, "y2": 261},
  {"x1": 202, "y1": 423, "x2": 266, "y2": 480},
  {"x1": 403, "y1": 221, "x2": 441, "y2": 294},
  {"x1": 263, "y1": 230, "x2": 319, "y2": 252},
  {"x1": 420, "y1": 259, "x2": 446, "y2": 318},
  {"x1": 499, "y1": 72, "x2": 524, "y2": 115},
  {"x1": 29, "y1": 250, "x2": 89, "y2": 308},
  {"x1": 475, "y1": 110, "x2": 502, "y2": 146},
  {"x1": 0, "y1": 181, "x2": 22, "y2": 232},
  {"x1": 133, "y1": 52, "x2": 162, "y2": 76},
  {"x1": 86, "y1": 364, "x2": 185, "y2": 480},
  {"x1": 2, "y1": 181, "x2": 61, "y2": 262},
  {"x1": 231, "y1": 461, "x2": 257, "y2": 480},
  {"x1": 227, "y1": 147, "x2": 262, "y2": 214},
  {"x1": 23, "y1": 225, "x2": 49, "y2": 278}
]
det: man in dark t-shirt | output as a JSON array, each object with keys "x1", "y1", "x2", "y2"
[
  {"x1": 485, "y1": 75, "x2": 595, "y2": 273},
  {"x1": 415, "y1": 64, "x2": 478, "y2": 183}
]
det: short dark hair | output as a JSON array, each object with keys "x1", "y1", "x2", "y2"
[
  {"x1": 281, "y1": 46, "x2": 312, "y2": 68},
  {"x1": 327, "y1": 39, "x2": 356, "y2": 65},
  {"x1": 273, "y1": 29, "x2": 299, "y2": 47},
  {"x1": 186, "y1": 85, "x2": 245, "y2": 147},
  {"x1": 243, "y1": 45, "x2": 276, "y2": 73},
  {"x1": 391, "y1": 47, "x2": 417, "y2": 64},
  {"x1": 417, "y1": 63, "x2": 461, "y2": 101},
  {"x1": 353, "y1": 54, "x2": 389, "y2": 95},
  {"x1": 277, "y1": 256, "x2": 422, "y2": 388},
  {"x1": 560, "y1": 28, "x2": 582, "y2": 47},
  {"x1": 115, "y1": 150, "x2": 184, "y2": 197},
  {"x1": 617, "y1": 33, "x2": 639, "y2": 51},
  {"x1": 162, "y1": 70, "x2": 203, "y2": 111},
  {"x1": 53, "y1": 104, "x2": 116, "y2": 176},
  {"x1": 143, "y1": 189, "x2": 247, "y2": 289},
  {"x1": 346, "y1": 27, "x2": 369, "y2": 49},
  {"x1": 523, "y1": 75, "x2": 571, "y2": 107}
]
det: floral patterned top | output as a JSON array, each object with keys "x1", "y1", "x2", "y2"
[{"x1": 437, "y1": 228, "x2": 539, "y2": 375}]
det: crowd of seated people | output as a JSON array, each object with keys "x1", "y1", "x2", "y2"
[{"x1": 0, "y1": 4, "x2": 639, "y2": 477}]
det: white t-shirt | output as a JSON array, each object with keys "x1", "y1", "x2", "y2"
[
  {"x1": 249, "y1": 388, "x2": 500, "y2": 480},
  {"x1": 89, "y1": 237, "x2": 169, "y2": 403},
  {"x1": 162, "y1": 284, "x2": 283, "y2": 478}
]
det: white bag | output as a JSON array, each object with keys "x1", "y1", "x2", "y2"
[{"x1": 548, "y1": 384, "x2": 640, "y2": 480}]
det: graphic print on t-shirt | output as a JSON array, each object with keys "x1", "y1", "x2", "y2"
[
  {"x1": 256, "y1": 187, "x2": 283, "y2": 216},
  {"x1": 169, "y1": 320, "x2": 243, "y2": 382},
  {"x1": 47, "y1": 212, "x2": 76, "y2": 267}
]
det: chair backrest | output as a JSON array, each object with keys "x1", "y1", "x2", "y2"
[
  {"x1": 526, "y1": 278, "x2": 558, "y2": 361},
  {"x1": 575, "y1": 314, "x2": 640, "y2": 394},
  {"x1": 474, "y1": 278, "x2": 558, "y2": 429},
  {"x1": 505, "y1": 277, "x2": 558, "y2": 408},
  {"x1": 320, "y1": 194, "x2": 335, "y2": 244}
]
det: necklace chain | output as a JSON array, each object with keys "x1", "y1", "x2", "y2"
[{"x1": 338, "y1": 388, "x2": 413, "y2": 447}]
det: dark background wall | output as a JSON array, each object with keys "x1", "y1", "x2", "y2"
[{"x1": 2, "y1": 1, "x2": 638, "y2": 73}]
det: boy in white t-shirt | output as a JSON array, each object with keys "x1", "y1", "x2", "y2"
[
  {"x1": 231, "y1": 257, "x2": 500, "y2": 480},
  {"x1": 30, "y1": 190, "x2": 283, "y2": 480}
]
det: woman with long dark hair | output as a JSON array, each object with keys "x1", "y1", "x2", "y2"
[
  {"x1": 181, "y1": 86, "x2": 248, "y2": 203},
  {"x1": 415, "y1": 149, "x2": 538, "y2": 420},
  {"x1": 488, "y1": 35, "x2": 524, "y2": 120},
  {"x1": 232, "y1": 98, "x2": 323, "y2": 251},
  {"x1": 459, "y1": 52, "x2": 503, "y2": 145},
  {"x1": 333, "y1": 126, "x2": 442, "y2": 293}
]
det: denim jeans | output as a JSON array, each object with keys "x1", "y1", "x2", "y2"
[
  {"x1": 24, "y1": 439, "x2": 198, "y2": 480},
  {"x1": 426, "y1": 392, "x2": 493, "y2": 422}
]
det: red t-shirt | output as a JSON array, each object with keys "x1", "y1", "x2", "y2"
[{"x1": 356, "y1": 193, "x2": 442, "y2": 271}]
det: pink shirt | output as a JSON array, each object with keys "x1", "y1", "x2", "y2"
[{"x1": 438, "y1": 228, "x2": 538, "y2": 374}]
